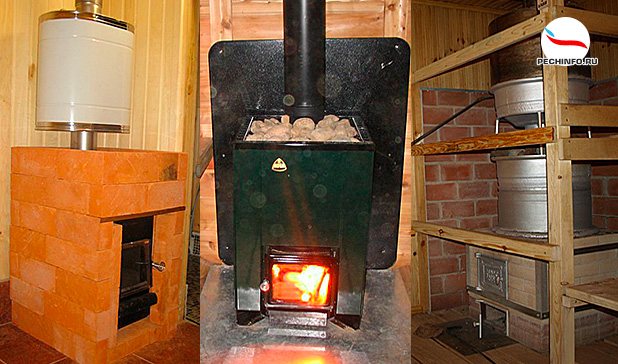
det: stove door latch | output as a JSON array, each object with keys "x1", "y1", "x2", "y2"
[
  {"x1": 152, "y1": 261, "x2": 166, "y2": 272},
  {"x1": 259, "y1": 279, "x2": 271, "y2": 292}
]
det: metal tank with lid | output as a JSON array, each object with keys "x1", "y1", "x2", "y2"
[{"x1": 36, "y1": 0, "x2": 134, "y2": 150}]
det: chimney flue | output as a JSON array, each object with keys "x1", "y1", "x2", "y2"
[
  {"x1": 283, "y1": 0, "x2": 326, "y2": 122},
  {"x1": 75, "y1": 0, "x2": 103, "y2": 15}
]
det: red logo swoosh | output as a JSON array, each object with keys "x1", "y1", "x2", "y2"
[{"x1": 546, "y1": 34, "x2": 588, "y2": 49}]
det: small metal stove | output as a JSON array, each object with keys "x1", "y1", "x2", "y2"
[{"x1": 209, "y1": 0, "x2": 410, "y2": 331}]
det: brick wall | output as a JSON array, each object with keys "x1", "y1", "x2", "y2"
[
  {"x1": 421, "y1": 89, "x2": 498, "y2": 311},
  {"x1": 589, "y1": 78, "x2": 618, "y2": 231}
]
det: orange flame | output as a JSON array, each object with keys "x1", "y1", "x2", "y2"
[{"x1": 271, "y1": 264, "x2": 331, "y2": 305}]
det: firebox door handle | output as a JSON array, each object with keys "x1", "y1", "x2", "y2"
[{"x1": 152, "y1": 261, "x2": 166, "y2": 272}]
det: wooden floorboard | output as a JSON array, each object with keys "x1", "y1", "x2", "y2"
[{"x1": 412, "y1": 309, "x2": 618, "y2": 363}]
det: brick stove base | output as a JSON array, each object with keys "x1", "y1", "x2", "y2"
[
  {"x1": 9, "y1": 147, "x2": 187, "y2": 363},
  {"x1": 469, "y1": 295, "x2": 618, "y2": 352}
]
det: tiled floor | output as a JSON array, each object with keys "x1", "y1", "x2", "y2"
[{"x1": 0, "y1": 321, "x2": 199, "y2": 364}]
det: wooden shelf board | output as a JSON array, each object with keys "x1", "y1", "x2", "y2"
[
  {"x1": 558, "y1": 7, "x2": 618, "y2": 38},
  {"x1": 560, "y1": 138, "x2": 618, "y2": 161},
  {"x1": 574, "y1": 232, "x2": 618, "y2": 249},
  {"x1": 413, "y1": 12, "x2": 546, "y2": 83},
  {"x1": 412, "y1": 221, "x2": 560, "y2": 261},
  {"x1": 411, "y1": 127, "x2": 554, "y2": 156},
  {"x1": 561, "y1": 104, "x2": 618, "y2": 127},
  {"x1": 565, "y1": 279, "x2": 618, "y2": 312}
]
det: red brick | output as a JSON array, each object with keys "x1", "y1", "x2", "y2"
[
  {"x1": 476, "y1": 199, "x2": 497, "y2": 216},
  {"x1": 608, "y1": 179, "x2": 618, "y2": 196},
  {"x1": 459, "y1": 181, "x2": 491, "y2": 199},
  {"x1": 456, "y1": 153, "x2": 489, "y2": 162},
  {"x1": 430, "y1": 277, "x2": 443, "y2": 294},
  {"x1": 607, "y1": 217, "x2": 618, "y2": 230},
  {"x1": 441, "y1": 201, "x2": 474, "y2": 219},
  {"x1": 590, "y1": 80, "x2": 618, "y2": 101},
  {"x1": 469, "y1": 92, "x2": 495, "y2": 108},
  {"x1": 19, "y1": 258, "x2": 56, "y2": 292},
  {"x1": 422, "y1": 107, "x2": 453, "y2": 127},
  {"x1": 429, "y1": 239, "x2": 442, "y2": 257},
  {"x1": 443, "y1": 273, "x2": 467, "y2": 294},
  {"x1": 443, "y1": 241, "x2": 465, "y2": 255},
  {"x1": 422, "y1": 90, "x2": 437, "y2": 105},
  {"x1": 593, "y1": 198, "x2": 618, "y2": 215},
  {"x1": 440, "y1": 127, "x2": 471, "y2": 141},
  {"x1": 459, "y1": 256, "x2": 467, "y2": 271},
  {"x1": 474, "y1": 163, "x2": 497, "y2": 180},
  {"x1": 591, "y1": 178, "x2": 604, "y2": 196},
  {"x1": 592, "y1": 215, "x2": 607, "y2": 229},
  {"x1": 459, "y1": 216, "x2": 493, "y2": 229},
  {"x1": 472, "y1": 126, "x2": 496, "y2": 137},
  {"x1": 431, "y1": 292, "x2": 465, "y2": 311},
  {"x1": 425, "y1": 165, "x2": 440, "y2": 182},
  {"x1": 427, "y1": 203, "x2": 440, "y2": 220},
  {"x1": 592, "y1": 164, "x2": 618, "y2": 177},
  {"x1": 426, "y1": 183, "x2": 458, "y2": 201},
  {"x1": 437, "y1": 90, "x2": 470, "y2": 106},
  {"x1": 426, "y1": 155, "x2": 456, "y2": 162},
  {"x1": 441, "y1": 165, "x2": 472, "y2": 181},
  {"x1": 454, "y1": 108, "x2": 488, "y2": 126},
  {"x1": 603, "y1": 98, "x2": 618, "y2": 106},
  {"x1": 430, "y1": 257, "x2": 459, "y2": 275}
]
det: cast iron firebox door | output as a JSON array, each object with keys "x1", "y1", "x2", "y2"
[{"x1": 234, "y1": 136, "x2": 374, "y2": 329}]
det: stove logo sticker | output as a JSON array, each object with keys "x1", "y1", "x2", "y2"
[
  {"x1": 271, "y1": 158, "x2": 288, "y2": 172},
  {"x1": 537, "y1": 17, "x2": 598, "y2": 67}
]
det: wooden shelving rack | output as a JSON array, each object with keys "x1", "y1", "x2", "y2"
[{"x1": 410, "y1": 1, "x2": 618, "y2": 362}]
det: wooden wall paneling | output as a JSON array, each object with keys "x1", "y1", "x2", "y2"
[
  {"x1": 412, "y1": 4, "x2": 499, "y2": 90},
  {"x1": 0, "y1": 0, "x2": 14, "y2": 281}
]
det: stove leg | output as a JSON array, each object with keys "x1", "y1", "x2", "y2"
[
  {"x1": 333, "y1": 314, "x2": 361, "y2": 330},
  {"x1": 236, "y1": 310, "x2": 264, "y2": 326}
]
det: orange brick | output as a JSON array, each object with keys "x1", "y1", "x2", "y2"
[
  {"x1": 55, "y1": 149, "x2": 104, "y2": 184},
  {"x1": 45, "y1": 235, "x2": 112, "y2": 282},
  {"x1": 9, "y1": 226, "x2": 46, "y2": 261},
  {"x1": 19, "y1": 258, "x2": 56, "y2": 291},
  {"x1": 173, "y1": 211, "x2": 185, "y2": 235},
  {"x1": 84, "y1": 308, "x2": 115, "y2": 342},
  {"x1": 11, "y1": 173, "x2": 48, "y2": 205},
  {"x1": 44, "y1": 292, "x2": 85, "y2": 334},
  {"x1": 55, "y1": 269, "x2": 112, "y2": 312},
  {"x1": 177, "y1": 153, "x2": 188, "y2": 181},
  {"x1": 13, "y1": 201, "x2": 57, "y2": 236},
  {"x1": 103, "y1": 152, "x2": 160, "y2": 184},
  {"x1": 46, "y1": 179, "x2": 90, "y2": 214},
  {"x1": 10, "y1": 277, "x2": 44, "y2": 315},
  {"x1": 9, "y1": 251, "x2": 19, "y2": 278},
  {"x1": 55, "y1": 210, "x2": 101, "y2": 248},
  {"x1": 146, "y1": 180, "x2": 186, "y2": 211},
  {"x1": 74, "y1": 335, "x2": 108, "y2": 364},
  {"x1": 89, "y1": 183, "x2": 148, "y2": 218},
  {"x1": 11, "y1": 147, "x2": 59, "y2": 178},
  {"x1": 98, "y1": 222, "x2": 114, "y2": 250},
  {"x1": 12, "y1": 302, "x2": 54, "y2": 346},
  {"x1": 51, "y1": 322, "x2": 77, "y2": 359}
]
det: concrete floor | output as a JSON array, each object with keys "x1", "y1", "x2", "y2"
[{"x1": 200, "y1": 265, "x2": 412, "y2": 364}]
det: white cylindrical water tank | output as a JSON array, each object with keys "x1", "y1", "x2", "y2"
[{"x1": 36, "y1": 11, "x2": 134, "y2": 133}]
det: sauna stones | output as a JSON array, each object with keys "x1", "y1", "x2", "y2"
[{"x1": 245, "y1": 114, "x2": 360, "y2": 142}]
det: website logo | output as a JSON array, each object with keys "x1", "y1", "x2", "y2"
[{"x1": 536, "y1": 17, "x2": 598, "y2": 66}]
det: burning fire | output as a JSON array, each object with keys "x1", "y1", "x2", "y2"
[{"x1": 271, "y1": 264, "x2": 331, "y2": 305}]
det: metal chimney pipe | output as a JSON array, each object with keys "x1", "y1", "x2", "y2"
[
  {"x1": 75, "y1": 0, "x2": 103, "y2": 14},
  {"x1": 70, "y1": 0, "x2": 103, "y2": 150},
  {"x1": 283, "y1": 0, "x2": 325, "y2": 122}
]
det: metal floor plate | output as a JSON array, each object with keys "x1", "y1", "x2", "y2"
[{"x1": 200, "y1": 265, "x2": 411, "y2": 364}]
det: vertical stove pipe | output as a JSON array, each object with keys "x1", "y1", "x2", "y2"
[{"x1": 283, "y1": 0, "x2": 325, "y2": 122}]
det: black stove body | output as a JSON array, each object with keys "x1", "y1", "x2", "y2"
[{"x1": 209, "y1": 0, "x2": 410, "y2": 329}]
